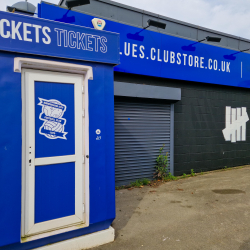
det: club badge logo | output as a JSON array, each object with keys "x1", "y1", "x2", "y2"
[
  {"x1": 97, "y1": 20, "x2": 102, "y2": 27},
  {"x1": 38, "y1": 98, "x2": 68, "y2": 140},
  {"x1": 92, "y1": 18, "x2": 106, "y2": 30}
]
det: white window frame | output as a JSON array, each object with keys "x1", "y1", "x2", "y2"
[{"x1": 15, "y1": 58, "x2": 92, "y2": 242}]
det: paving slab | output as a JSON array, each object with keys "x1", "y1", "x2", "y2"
[{"x1": 89, "y1": 166, "x2": 250, "y2": 250}]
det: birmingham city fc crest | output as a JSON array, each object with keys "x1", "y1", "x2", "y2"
[{"x1": 38, "y1": 98, "x2": 68, "y2": 140}]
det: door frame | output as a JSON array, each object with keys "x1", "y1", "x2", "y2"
[
  {"x1": 23, "y1": 70, "x2": 84, "y2": 236},
  {"x1": 16, "y1": 58, "x2": 92, "y2": 242}
]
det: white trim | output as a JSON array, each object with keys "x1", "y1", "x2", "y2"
[
  {"x1": 74, "y1": 73, "x2": 84, "y2": 222},
  {"x1": 23, "y1": 70, "x2": 85, "y2": 237},
  {"x1": 27, "y1": 215, "x2": 83, "y2": 236},
  {"x1": 35, "y1": 155, "x2": 76, "y2": 166},
  {"x1": 20, "y1": 58, "x2": 91, "y2": 241},
  {"x1": 21, "y1": 69, "x2": 26, "y2": 238},
  {"x1": 84, "y1": 65, "x2": 90, "y2": 227},
  {"x1": 241, "y1": 62, "x2": 243, "y2": 78},
  {"x1": 25, "y1": 71, "x2": 35, "y2": 236},
  {"x1": 21, "y1": 223, "x2": 89, "y2": 243},
  {"x1": 32, "y1": 227, "x2": 115, "y2": 250},
  {"x1": 14, "y1": 58, "x2": 93, "y2": 79}
]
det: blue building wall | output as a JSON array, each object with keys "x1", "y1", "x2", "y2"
[{"x1": 0, "y1": 51, "x2": 116, "y2": 249}]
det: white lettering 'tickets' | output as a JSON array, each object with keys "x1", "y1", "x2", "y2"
[{"x1": 0, "y1": 18, "x2": 51, "y2": 44}]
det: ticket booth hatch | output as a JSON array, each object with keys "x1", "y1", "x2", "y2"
[{"x1": 0, "y1": 8, "x2": 119, "y2": 250}]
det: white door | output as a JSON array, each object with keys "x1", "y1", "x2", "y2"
[{"x1": 22, "y1": 69, "x2": 85, "y2": 237}]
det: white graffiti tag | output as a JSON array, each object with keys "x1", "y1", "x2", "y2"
[{"x1": 222, "y1": 106, "x2": 249, "y2": 143}]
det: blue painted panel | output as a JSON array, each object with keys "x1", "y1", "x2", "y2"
[
  {"x1": 35, "y1": 162, "x2": 75, "y2": 223},
  {"x1": 35, "y1": 81, "x2": 75, "y2": 158},
  {"x1": 88, "y1": 64, "x2": 116, "y2": 224},
  {"x1": 0, "y1": 53, "x2": 22, "y2": 247},
  {"x1": 40, "y1": 2, "x2": 250, "y2": 89},
  {"x1": 0, "y1": 51, "x2": 116, "y2": 249},
  {"x1": 0, "y1": 10, "x2": 119, "y2": 65}
]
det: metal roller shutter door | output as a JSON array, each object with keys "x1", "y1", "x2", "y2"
[{"x1": 115, "y1": 99, "x2": 171, "y2": 186}]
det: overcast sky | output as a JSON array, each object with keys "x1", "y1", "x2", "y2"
[{"x1": 1, "y1": 0, "x2": 250, "y2": 39}]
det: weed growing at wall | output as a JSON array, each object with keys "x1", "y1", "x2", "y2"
[
  {"x1": 191, "y1": 169, "x2": 195, "y2": 176},
  {"x1": 115, "y1": 161, "x2": 249, "y2": 190},
  {"x1": 164, "y1": 172, "x2": 177, "y2": 181},
  {"x1": 130, "y1": 178, "x2": 151, "y2": 187},
  {"x1": 155, "y1": 144, "x2": 169, "y2": 180}
]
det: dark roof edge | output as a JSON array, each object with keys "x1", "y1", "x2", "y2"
[{"x1": 58, "y1": 0, "x2": 250, "y2": 43}]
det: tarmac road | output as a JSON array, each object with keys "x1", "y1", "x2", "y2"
[{"x1": 89, "y1": 166, "x2": 250, "y2": 250}]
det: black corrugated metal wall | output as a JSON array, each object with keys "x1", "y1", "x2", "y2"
[{"x1": 114, "y1": 99, "x2": 171, "y2": 186}]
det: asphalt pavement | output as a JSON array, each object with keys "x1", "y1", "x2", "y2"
[{"x1": 89, "y1": 166, "x2": 250, "y2": 250}]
